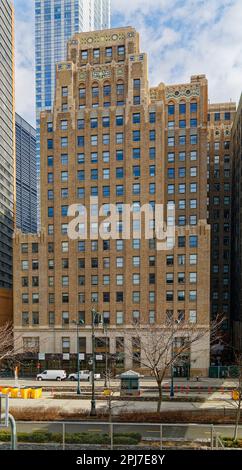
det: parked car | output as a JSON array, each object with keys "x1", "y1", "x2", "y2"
[
  {"x1": 68, "y1": 370, "x2": 101, "y2": 381},
  {"x1": 36, "y1": 370, "x2": 66, "y2": 381}
]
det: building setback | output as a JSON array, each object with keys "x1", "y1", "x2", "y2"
[
  {"x1": 0, "y1": 0, "x2": 15, "y2": 289},
  {"x1": 15, "y1": 114, "x2": 37, "y2": 234},
  {"x1": 231, "y1": 94, "x2": 242, "y2": 351},
  {"x1": 208, "y1": 102, "x2": 236, "y2": 362},
  {"x1": 14, "y1": 27, "x2": 211, "y2": 376},
  {"x1": 35, "y1": 0, "x2": 111, "y2": 223}
]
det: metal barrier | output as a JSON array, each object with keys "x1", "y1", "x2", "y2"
[{"x1": 4, "y1": 421, "x2": 240, "y2": 450}]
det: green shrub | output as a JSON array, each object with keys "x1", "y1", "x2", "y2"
[
  {"x1": 113, "y1": 436, "x2": 139, "y2": 445},
  {"x1": 0, "y1": 431, "x2": 11, "y2": 442},
  {"x1": 0, "y1": 429, "x2": 141, "y2": 445}
]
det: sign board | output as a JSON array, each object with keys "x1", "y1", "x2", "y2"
[
  {"x1": 63, "y1": 353, "x2": 70, "y2": 360},
  {"x1": 0, "y1": 394, "x2": 9, "y2": 428},
  {"x1": 79, "y1": 353, "x2": 85, "y2": 360},
  {"x1": 38, "y1": 353, "x2": 45, "y2": 360},
  {"x1": 96, "y1": 354, "x2": 103, "y2": 361}
]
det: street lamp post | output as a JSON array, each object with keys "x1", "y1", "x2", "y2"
[
  {"x1": 170, "y1": 339, "x2": 174, "y2": 398},
  {"x1": 103, "y1": 323, "x2": 108, "y2": 388},
  {"x1": 76, "y1": 322, "x2": 81, "y2": 396},
  {"x1": 90, "y1": 307, "x2": 97, "y2": 416},
  {"x1": 72, "y1": 319, "x2": 81, "y2": 395},
  {"x1": 170, "y1": 319, "x2": 180, "y2": 398}
]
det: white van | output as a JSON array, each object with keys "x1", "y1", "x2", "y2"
[{"x1": 36, "y1": 370, "x2": 66, "y2": 381}]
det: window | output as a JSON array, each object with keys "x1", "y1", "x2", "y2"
[
  {"x1": 133, "y1": 130, "x2": 140, "y2": 142},
  {"x1": 116, "y1": 311, "x2": 124, "y2": 325},
  {"x1": 189, "y1": 310, "x2": 197, "y2": 323},
  {"x1": 91, "y1": 135, "x2": 97, "y2": 146},
  {"x1": 149, "y1": 273, "x2": 155, "y2": 284},
  {"x1": 179, "y1": 135, "x2": 186, "y2": 145},
  {"x1": 146, "y1": 310, "x2": 154, "y2": 324},
  {"x1": 91, "y1": 118, "x2": 98, "y2": 129},
  {"x1": 133, "y1": 183, "x2": 140, "y2": 195},
  {"x1": 189, "y1": 290, "x2": 197, "y2": 301},
  {"x1": 47, "y1": 139, "x2": 53, "y2": 149},
  {"x1": 149, "y1": 112, "x2": 156, "y2": 123},
  {"x1": 102, "y1": 168, "x2": 109, "y2": 180},
  {"x1": 190, "y1": 102, "x2": 197, "y2": 113},
  {"x1": 190, "y1": 135, "x2": 197, "y2": 145},
  {"x1": 133, "y1": 113, "x2": 140, "y2": 124},
  {"x1": 62, "y1": 337, "x2": 70, "y2": 354},
  {"x1": 149, "y1": 148, "x2": 156, "y2": 159},
  {"x1": 102, "y1": 116, "x2": 109, "y2": 128},
  {"x1": 47, "y1": 122, "x2": 53, "y2": 132},
  {"x1": 132, "y1": 310, "x2": 140, "y2": 323},
  {"x1": 92, "y1": 86, "x2": 99, "y2": 99},
  {"x1": 168, "y1": 137, "x2": 175, "y2": 147},
  {"x1": 105, "y1": 47, "x2": 112, "y2": 57},
  {"x1": 104, "y1": 84, "x2": 111, "y2": 96},
  {"x1": 116, "y1": 292, "x2": 123, "y2": 302},
  {"x1": 133, "y1": 79, "x2": 140, "y2": 89},
  {"x1": 150, "y1": 165, "x2": 155, "y2": 177},
  {"x1": 150, "y1": 130, "x2": 155, "y2": 141},
  {"x1": 77, "y1": 119, "x2": 84, "y2": 131},
  {"x1": 60, "y1": 120, "x2": 68, "y2": 131},
  {"x1": 178, "y1": 291, "x2": 185, "y2": 301},
  {"x1": 93, "y1": 48, "x2": 100, "y2": 59},
  {"x1": 79, "y1": 88, "x2": 86, "y2": 99},
  {"x1": 116, "y1": 115, "x2": 123, "y2": 126},
  {"x1": 189, "y1": 236, "x2": 198, "y2": 248},
  {"x1": 179, "y1": 103, "x2": 186, "y2": 114},
  {"x1": 117, "y1": 83, "x2": 124, "y2": 95},
  {"x1": 190, "y1": 119, "x2": 197, "y2": 128},
  {"x1": 118, "y1": 45, "x2": 125, "y2": 56},
  {"x1": 133, "y1": 291, "x2": 140, "y2": 303},
  {"x1": 179, "y1": 119, "x2": 186, "y2": 128},
  {"x1": 103, "y1": 151, "x2": 110, "y2": 163},
  {"x1": 103, "y1": 134, "x2": 110, "y2": 145},
  {"x1": 81, "y1": 50, "x2": 88, "y2": 60},
  {"x1": 168, "y1": 104, "x2": 174, "y2": 115}
]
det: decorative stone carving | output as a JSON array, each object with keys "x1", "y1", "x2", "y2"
[
  {"x1": 79, "y1": 71, "x2": 87, "y2": 80},
  {"x1": 57, "y1": 63, "x2": 72, "y2": 71},
  {"x1": 165, "y1": 85, "x2": 200, "y2": 100},
  {"x1": 92, "y1": 68, "x2": 111, "y2": 80},
  {"x1": 116, "y1": 66, "x2": 124, "y2": 77},
  {"x1": 130, "y1": 54, "x2": 144, "y2": 62}
]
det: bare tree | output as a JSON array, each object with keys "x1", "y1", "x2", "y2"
[
  {"x1": 0, "y1": 322, "x2": 37, "y2": 368},
  {"x1": 231, "y1": 352, "x2": 242, "y2": 441},
  {"x1": 122, "y1": 315, "x2": 224, "y2": 412}
]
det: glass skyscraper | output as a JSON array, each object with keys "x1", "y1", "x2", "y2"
[
  {"x1": 16, "y1": 114, "x2": 37, "y2": 234},
  {"x1": 0, "y1": 0, "x2": 14, "y2": 288},
  {"x1": 35, "y1": 0, "x2": 111, "y2": 222}
]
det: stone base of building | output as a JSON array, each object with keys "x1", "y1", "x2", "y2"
[{"x1": 13, "y1": 327, "x2": 210, "y2": 378}]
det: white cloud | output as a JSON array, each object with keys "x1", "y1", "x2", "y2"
[
  {"x1": 15, "y1": 2, "x2": 35, "y2": 126},
  {"x1": 14, "y1": 0, "x2": 242, "y2": 126}
]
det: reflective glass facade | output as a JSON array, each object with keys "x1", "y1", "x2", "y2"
[
  {"x1": 0, "y1": 0, "x2": 14, "y2": 288},
  {"x1": 16, "y1": 114, "x2": 37, "y2": 234},
  {"x1": 35, "y1": 0, "x2": 111, "y2": 224}
]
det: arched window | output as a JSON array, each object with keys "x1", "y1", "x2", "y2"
[
  {"x1": 103, "y1": 81, "x2": 111, "y2": 97},
  {"x1": 179, "y1": 100, "x2": 186, "y2": 115},
  {"x1": 168, "y1": 101, "x2": 175, "y2": 116},
  {"x1": 116, "y1": 80, "x2": 124, "y2": 96},
  {"x1": 92, "y1": 82, "x2": 99, "y2": 98},
  {"x1": 79, "y1": 83, "x2": 86, "y2": 99}
]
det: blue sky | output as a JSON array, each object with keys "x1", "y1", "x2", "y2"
[{"x1": 15, "y1": 0, "x2": 242, "y2": 126}]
